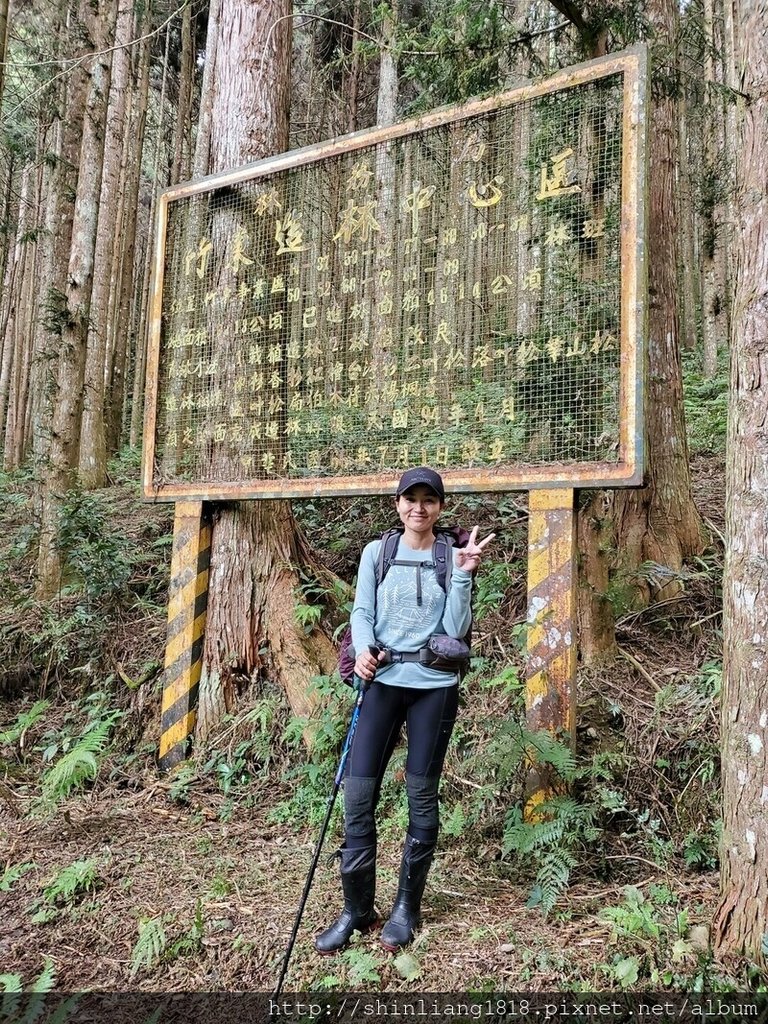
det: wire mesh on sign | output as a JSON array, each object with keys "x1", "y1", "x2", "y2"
[{"x1": 148, "y1": 58, "x2": 643, "y2": 498}]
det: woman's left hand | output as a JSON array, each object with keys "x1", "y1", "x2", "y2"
[{"x1": 454, "y1": 526, "x2": 495, "y2": 573}]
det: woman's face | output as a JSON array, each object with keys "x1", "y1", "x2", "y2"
[{"x1": 395, "y1": 485, "x2": 444, "y2": 536}]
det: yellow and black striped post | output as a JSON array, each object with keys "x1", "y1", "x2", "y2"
[
  {"x1": 158, "y1": 501, "x2": 211, "y2": 770},
  {"x1": 524, "y1": 489, "x2": 577, "y2": 820}
]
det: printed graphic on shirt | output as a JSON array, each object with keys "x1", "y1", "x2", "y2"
[{"x1": 378, "y1": 563, "x2": 443, "y2": 643}]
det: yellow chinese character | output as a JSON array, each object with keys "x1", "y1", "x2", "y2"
[
  {"x1": 583, "y1": 217, "x2": 606, "y2": 239},
  {"x1": 402, "y1": 290, "x2": 420, "y2": 313},
  {"x1": 448, "y1": 403, "x2": 465, "y2": 426},
  {"x1": 185, "y1": 238, "x2": 213, "y2": 279},
  {"x1": 474, "y1": 403, "x2": 486, "y2": 423},
  {"x1": 229, "y1": 227, "x2": 254, "y2": 273},
  {"x1": 501, "y1": 397, "x2": 515, "y2": 422},
  {"x1": 350, "y1": 334, "x2": 368, "y2": 352},
  {"x1": 356, "y1": 446, "x2": 372, "y2": 465},
  {"x1": 238, "y1": 282, "x2": 251, "y2": 300},
  {"x1": 367, "y1": 410, "x2": 384, "y2": 431},
  {"x1": 282, "y1": 451, "x2": 297, "y2": 471},
  {"x1": 536, "y1": 147, "x2": 582, "y2": 201},
  {"x1": 462, "y1": 440, "x2": 481, "y2": 462},
  {"x1": 491, "y1": 274, "x2": 512, "y2": 295},
  {"x1": 213, "y1": 422, "x2": 227, "y2": 443},
  {"x1": 269, "y1": 311, "x2": 283, "y2": 330},
  {"x1": 467, "y1": 175, "x2": 504, "y2": 208},
  {"x1": 547, "y1": 336, "x2": 564, "y2": 362},
  {"x1": 302, "y1": 306, "x2": 317, "y2": 329},
  {"x1": 444, "y1": 348, "x2": 465, "y2": 370},
  {"x1": 275, "y1": 211, "x2": 309, "y2": 254},
  {"x1": 406, "y1": 326, "x2": 425, "y2": 346},
  {"x1": 472, "y1": 345, "x2": 491, "y2": 368},
  {"x1": 287, "y1": 368, "x2": 303, "y2": 390},
  {"x1": 330, "y1": 415, "x2": 345, "y2": 433},
  {"x1": 267, "y1": 344, "x2": 282, "y2": 364},
  {"x1": 488, "y1": 439, "x2": 505, "y2": 461},
  {"x1": 402, "y1": 184, "x2": 436, "y2": 236},
  {"x1": 379, "y1": 295, "x2": 393, "y2": 316},
  {"x1": 516, "y1": 340, "x2": 541, "y2": 366},
  {"x1": 286, "y1": 419, "x2": 301, "y2": 437},
  {"x1": 270, "y1": 372, "x2": 283, "y2": 389},
  {"x1": 271, "y1": 275, "x2": 285, "y2": 293},
  {"x1": 333, "y1": 199, "x2": 381, "y2": 244},
  {"x1": 545, "y1": 222, "x2": 570, "y2": 247},
  {"x1": 435, "y1": 445, "x2": 450, "y2": 466},
  {"x1": 268, "y1": 395, "x2": 284, "y2": 415},
  {"x1": 523, "y1": 267, "x2": 542, "y2": 292},
  {"x1": 255, "y1": 187, "x2": 282, "y2": 216},
  {"x1": 566, "y1": 334, "x2": 587, "y2": 358},
  {"x1": 307, "y1": 450, "x2": 322, "y2": 469},
  {"x1": 287, "y1": 341, "x2": 301, "y2": 360},
  {"x1": 261, "y1": 452, "x2": 276, "y2": 473},
  {"x1": 346, "y1": 160, "x2": 374, "y2": 193},
  {"x1": 510, "y1": 214, "x2": 529, "y2": 233},
  {"x1": 326, "y1": 304, "x2": 343, "y2": 324},
  {"x1": 253, "y1": 278, "x2": 267, "y2": 299},
  {"x1": 265, "y1": 422, "x2": 279, "y2": 440},
  {"x1": 250, "y1": 371, "x2": 264, "y2": 390},
  {"x1": 421, "y1": 406, "x2": 439, "y2": 427},
  {"x1": 435, "y1": 322, "x2": 451, "y2": 346}
]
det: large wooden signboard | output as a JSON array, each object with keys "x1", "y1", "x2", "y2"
[{"x1": 143, "y1": 48, "x2": 648, "y2": 501}]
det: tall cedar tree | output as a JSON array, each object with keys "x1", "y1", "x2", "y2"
[
  {"x1": 713, "y1": 0, "x2": 768, "y2": 968},
  {"x1": 553, "y1": 0, "x2": 706, "y2": 662},
  {"x1": 195, "y1": 0, "x2": 337, "y2": 738}
]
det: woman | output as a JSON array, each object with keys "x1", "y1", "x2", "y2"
[{"x1": 315, "y1": 467, "x2": 494, "y2": 954}]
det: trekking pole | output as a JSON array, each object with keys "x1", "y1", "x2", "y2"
[{"x1": 273, "y1": 646, "x2": 380, "y2": 997}]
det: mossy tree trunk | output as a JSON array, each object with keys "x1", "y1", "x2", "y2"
[{"x1": 196, "y1": 0, "x2": 337, "y2": 740}]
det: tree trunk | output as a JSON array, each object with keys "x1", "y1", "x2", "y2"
[
  {"x1": 612, "y1": 0, "x2": 705, "y2": 605},
  {"x1": 701, "y1": 0, "x2": 728, "y2": 378},
  {"x1": 173, "y1": 2, "x2": 194, "y2": 183},
  {"x1": 31, "y1": 7, "x2": 88, "y2": 472},
  {"x1": 678, "y1": 93, "x2": 699, "y2": 351},
  {"x1": 37, "y1": 0, "x2": 114, "y2": 597},
  {"x1": 196, "y1": 0, "x2": 336, "y2": 739},
  {"x1": 79, "y1": 0, "x2": 132, "y2": 487},
  {"x1": 713, "y1": 0, "x2": 768, "y2": 968},
  {"x1": 112, "y1": 10, "x2": 151, "y2": 456}
]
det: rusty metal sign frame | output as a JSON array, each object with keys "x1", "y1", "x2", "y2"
[{"x1": 142, "y1": 46, "x2": 649, "y2": 503}]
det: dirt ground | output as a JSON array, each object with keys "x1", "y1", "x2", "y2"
[{"x1": 0, "y1": 454, "x2": 753, "y2": 993}]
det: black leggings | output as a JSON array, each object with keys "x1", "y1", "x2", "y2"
[{"x1": 343, "y1": 681, "x2": 459, "y2": 848}]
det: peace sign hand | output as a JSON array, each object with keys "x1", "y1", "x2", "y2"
[{"x1": 455, "y1": 526, "x2": 495, "y2": 573}]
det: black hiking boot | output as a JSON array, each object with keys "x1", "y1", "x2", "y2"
[
  {"x1": 380, "y1": 834, "x2": 436, "y2": 951},
  {"x1": 314, "y1": 845, "x2": 378, "y2": 954}
]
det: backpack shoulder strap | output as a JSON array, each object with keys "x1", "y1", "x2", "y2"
[
  {"x1": 432, "y1": 529, "x2": 458, "y2": 594},
  {"x1": 375, "y1": 527, "x2": 404, "y2": 587}
]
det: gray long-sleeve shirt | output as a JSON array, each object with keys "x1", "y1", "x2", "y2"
[{"x1": 350, "y1": 537, "x2": 472, "y2": 689}]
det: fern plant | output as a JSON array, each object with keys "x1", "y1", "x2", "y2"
[
  {"x1": 41, "y1": 859, "x2": 99, "y2": 907},
  {"x1": 503, "y1": 795, "x2": 600, "y2": 914},
  {"x1": 0, "y1": 701, "x2": 50, "y2": 748},
  {"x1": 39, "y1": 713, "x2": 119, "y2": 805},
  {"x1": 130, "y1": 917, "x2": 168, "y2": 978},
  {"x1": 0, "y1": 861, "x2": 36, "y2": 892}
]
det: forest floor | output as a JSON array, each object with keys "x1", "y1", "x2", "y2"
[{"x1": 1, "y1": 440, "x2": 758, "y2": 995}]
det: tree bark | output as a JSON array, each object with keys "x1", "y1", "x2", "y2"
[
  {"x1": 713, "y1": 0, "x2": 768, "y2": 968},
  {"x1": 79, "y1": 0, "x2": 132, "y2": 487},
  {"x1": 196, "y1": 0, "x2": 336, "y2": 739},
  {"x1": 37, "y1": 0, "x2": 114, "y2": 597},
  {"x1": 611, "y1": 0, "x2": 705, "y2": 605}
]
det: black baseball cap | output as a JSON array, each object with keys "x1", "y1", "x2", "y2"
[{"x1": 395, "y1": 467, "x2": 445, "y2": 501}]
